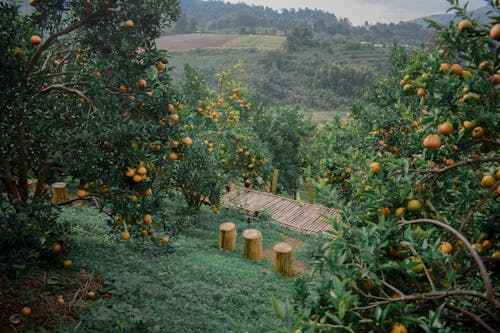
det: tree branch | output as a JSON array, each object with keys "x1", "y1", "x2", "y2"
[
  {"x1": 398, "y1": 219, "x2": 497, "y2": 307},
  {"x1": 25, "y1": 17, "x2": 93, "y2": 75},
  {"x1": 445, "y1": 303, "x2": 497, "y2": 333},
  {"x1": 458, "y1": 180, "x2": 500, "y2": 232},
  {"x1": 40, "y1": 84, "x2": 97, "y2": 112}
]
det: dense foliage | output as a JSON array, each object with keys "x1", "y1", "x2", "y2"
[{"x1": 278, "y1": 1, "x2": 500, "y2": 332}]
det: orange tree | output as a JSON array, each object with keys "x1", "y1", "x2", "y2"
[
  {"x1": 278, "y1": 1, "x2": 500, "y2": 332},
  {"x1": 0, "y1": 0, "x2": 182, "y2": 274}
]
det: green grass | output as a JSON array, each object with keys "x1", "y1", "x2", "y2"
[
  {"x1": 53, "y1": 205, "x2": 326, "y2": 332},
  {"x1": 224, "y1": 35, "x2": 285, "y2": 50}
]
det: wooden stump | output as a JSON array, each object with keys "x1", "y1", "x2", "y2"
[
  {"x1": 52, "y1": 182, "x2": 69, "y2": 204},
  {"x1": 273, "y1": 242, "x2": 293, "y2": 276},
  {"x1": 242, "y1": 229, "x2": 262, "y2": 260},
  {"x1": 219, "y1": 222, "x2": 236, "y2": 251}
]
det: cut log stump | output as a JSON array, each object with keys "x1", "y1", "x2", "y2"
[
  {"x1": 242, "y1": 229, "x2": 262, "y2": 260},
  {"x1": 273, "y1": 242, "x2": 293, "y2": 276},
  {"x1": 52, "y1": 182, "x2": 69, "y2": 204},
  {"x1": 219, "y1": 222, "x2": 236, "y2": 251}
]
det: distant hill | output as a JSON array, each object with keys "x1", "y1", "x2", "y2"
[{"x1": 412, "y1": 6, "x2": 493, "y2": 27}]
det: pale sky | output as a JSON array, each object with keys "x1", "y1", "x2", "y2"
[{"x1": 223, "y1": 0, "x2": 487, "y2": 25}]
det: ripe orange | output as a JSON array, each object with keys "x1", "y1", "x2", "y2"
[
  {"x1": 125, "y1": 168, "x2": 136, "y2": 177},
  {"x1": 133, "y1": 174, "x2": 142, "y2": 183},
  {"x1": 437, "y1": 122, "x2": 454, "y2": 136},
  {"x1": 450, "y1": 64, "x2": 462, "y2": 76},
  {"x1": 63, "y1": 259, "x2": 73, "y2": 268},
  {"x1": 457, "y1": 19, "x2": 472, "y2": 31},
  {"x1": 29, "y1": 35, "x2": 42, "y2": 45},
  {"x1": 168, "y1": 152, "x2": 178, "y2": 161},
  {"x1": 461, "y1": 70, "x2": 473, "y2": 80},
  {"x1": 137, "y1": 166, "x2": 147, "y2": 175},
  {"x1": 417, "y1": 88, "x2": 426, "y2": 97},
  {"x1": 490, "y1": 23, "x2": 500, "y2": 40},
  {"x1": 407, "y1": 199, "x2": 421, "y2": 211},
  {"x1": 481, "y1": 175, "x2": 496, "y2": 187},
  {"x1": 137, "y1": 79, "x2": 147, "y2": 89},
  {"x1": 162, "y1": 236, "x2": 170, "y2": 244},
  {"x1": 489, "y1": 74, "x2": 500, "y2": 85},
  {"x1": 181, "y1": 137, "x2": 193, "y2": 146},
  {"x1": 390, "y1": 322, "x2": 408, "y2": 333},
  {"x1": 440, "y1": 241, "x2": 453, "y2": 254},
  {"x1": 176, "y1": 104, "x2": 184, "y2": 110},
  {"x1": 119, "y1": 85, "x2": 127, "y2": 92},
  {"x1": 144, "y1": 188, "x2": 153, "y2": 196},
  {"x1": 56, "y1": 296, "x2": 65, "y2": 305},
  {"x1": 482, "y1": 239, "x2": 492, "y2": 250},
  {"x1": 170, "y1": 114, "x2": 179, "y2": 122},
  {"x1": 52, "y1": 242, "x2": 62, "y2": 252},
  {"x1": 438, "y1": 63, "x2": 450, "y2": 73},
  {"x1": 87, "y1": 291, "x2": 96, "y2": 298},
  {"x1": 121, "y1": 231, "x2": 131, "y2": 240},
  {"x1": 423, "y1": 134, "x2": 441, "y2": 149},
  {"x1": 471, "y1": 126, "x2": 484, "y2": 138},
  {"x1": 125, "y1": 19, "x2": 134, "y2": 28},
  {"x1": 492, "y1": 250, "x2": 500, "y2": 257},
  {"x1": 143, "y1": 214, "x2": 152, "y2": 226},
  {"x1": 369, "y1": 162, "x2": 380, "y2": 174},
  {"x1": 479, "y1": 60, "x2": 492, "y2": 72},
  {"x1": 167, "y1": 104, "x2": 175, "y2": 113},
  {"x1": 22, "y1": 307, "x2": 32, "y2": 316},
  {"x1": 76, "y1": 189, "x2": 87, "y2": 199}
]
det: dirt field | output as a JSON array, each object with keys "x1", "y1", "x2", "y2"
[{"x1": 156, "y1": 34, "x2": 239, "y2": 52}]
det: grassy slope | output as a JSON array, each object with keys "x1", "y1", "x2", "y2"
[
  {"x1": 166, "y1": 35, "x2": 390, "y2": 122},
  {"x1": 56, "y1": 206, "x2": 324, "y2": 333}
]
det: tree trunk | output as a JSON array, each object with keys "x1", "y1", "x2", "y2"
[
  {"x1": 242, "y1": 229, "x2": 262, "y2": 260},
  {"x1": 273, "y1": 242, "x2": 293, "y2": 276},
  {"x1": 52, "y1": 182, "x2": 69, "y2": 204},
  {"x1": 219, "y1": 222, "x2": 236, "y2": 251}
]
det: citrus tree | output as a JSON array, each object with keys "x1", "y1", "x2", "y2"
[
  {"x1": 277, "y1": 1, "x2": 500, "y2": 332},
  {"x1": 0, "y1": 0, "x2": 182, "y2": 273}
]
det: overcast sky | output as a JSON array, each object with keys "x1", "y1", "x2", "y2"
[{"x1": 223, "y1": 0, "x2": 487, "y2": 25}]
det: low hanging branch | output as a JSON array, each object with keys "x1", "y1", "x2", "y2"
[
  {"x1": 39, "y1": 84, "x2": 97, "y2": 112},
  {"x1": 398, "y1": 219, "x2": 498, "y2": 308},
  {"x1": 418, "y1": 157, "x2": 500, "y2": 184}
]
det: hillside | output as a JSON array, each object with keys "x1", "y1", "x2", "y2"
[{"x1": 412, "y1": 5, "x2": 493, "y2": 27}]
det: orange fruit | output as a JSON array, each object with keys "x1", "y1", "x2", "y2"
[
  {"x1": 390, "y1": 322, "x2": 408, "y2": 333},
  {"x1": 87, "y1": 291, "x2": 96, "y2": 298},
  {"x1": 162, "y1": 236, "x2": 170, "y2": 244},
  {"x1": 369, "y1": 162, "x2": 380, "y2": 174},
  {"x1": 76, "y1": 189, "x2": 87, "y2": 199},
  {"x1": 29, "y1": 35, "x2": 42, "y2": 45},
  {"x1": 167, "y1": 104, "x2": 175, "y2": 113},
  {"x1": 137, "y1": 166, "x2": 147, "y2": 175},
  {"x1": 63, "y1": 259, "x2": 73, "y2": 268},
  {"x1": 402, "y1": 83, "x2": 413, "y2": 92},
  {"x1": 142, "y1": 214, "x2": 152, "y2": 226},
  {"x1": 170, "y1": 114, "x2": 179, "y2": 122},
  {"x1": 125, "y1": 19, "x2": 134, "y2": 28},
  {"x1": 481, "y1": 175, "x2": 496, "y2": 187},
  {"x1": 395, "y1": 207, "x2": 405, "y2": 217},
  {"x1": 137, "y1": 79, "x2": 147, "y2": 89},
  {"x1": 144, "y1": 188, "x2": 153, "y2": 196},
  {"x1": 52, "y1": 242, "x2": 62, "y2": 252},
  {"x1": 438, "y1": 63, "x2": 450, "y2": 73},
  {"x1": 463, "y1": 120, "x2": 475, "y2": 129},
  {"x1": 168, "y1": 152, "x2": 178, "y2": 160},
  {"x1": 121, "y1": 231, "x2": 131, "y2": 240},
  {"x1": 133, "y1": 174, "x2": 142, "y2": 183},
  {"x1": 438, "y1": 122, "x2": 454, "y2": 136},
  {"x1": 417, "y1": 88, "x2": 426, "y2": 97},
  {"x1": 479, "y1": 60, "x2": 492, "y2": 72},
  {"x1": 377, "y1": 207, "x2": 390, "y2": 218},
  {"x1": 471, "y1": 126, "x2": 484, "y2": 138},
  {"x1": 181, "y1": 137, "x2": 193, "y2": 146},
  {"x1": 407, "y1": 199, "x2": 421, "y2": 212},
  {"x1": 490, "y1": 23, "x2": 500, "y2": 40},
  {"x1": 489, "y1": 74, "x2": 500, "y2": 85},
  {"x1": 410, "y1": 256, "x2": 424, "y2": 273},
  {"x1": 56, "y1": 296, "x2": 65, "y2": 305},
  {"x1": 156, "y1": 62, "x2": 166, "y2": 71},
  {"x1": 440, "y1": 241, "x2": 453, "y2": 254},
  {"x1": 22, "y1": 307, "x2": 32, "y2": 316},
  {"x1": 457, "y1": 19, "x2": 472, "y2": 31},
  {"x1": 450, "y1": 64, "x2": 462, "y2": 76},
  {"x1": 423, "y1": 134, "x2": 441, "y2": 149}
]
